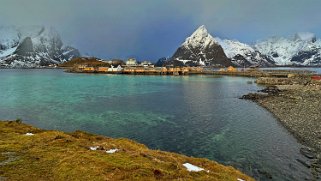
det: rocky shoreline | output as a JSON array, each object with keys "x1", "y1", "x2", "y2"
[{"x1": 242, "y1": 79, "x2": 321, "y2": 179}]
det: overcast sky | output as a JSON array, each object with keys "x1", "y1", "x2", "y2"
[{"x1": 1, "y1": 0, "x2": 321, "y2": 60}]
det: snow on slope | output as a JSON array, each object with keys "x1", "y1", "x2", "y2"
[
  {"x1": 0, "y1": 26, "x2": 20, "y2": 49},
  {"x1": 182, "y1": 25, "x2": 217, "y2": 49},
  {"x1": 0, "y1": 27, "x2": 20, "y2": 58},
  {"x1": 0, "y1": 47, "x2": 17, "y2": 59},
  {"x1": 254, "y1": 33, "x2": 321, "y2": 66},
  {"x1": 215, "y1": 38, "x2": 274, "y2": 66},
  {"x1": 216, "y1": 38, "x2": 254, "y2": 58}
]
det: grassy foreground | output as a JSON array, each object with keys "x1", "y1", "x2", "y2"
[{"x1": 0, "y1": 121, "x2": 253, "y2": 181}]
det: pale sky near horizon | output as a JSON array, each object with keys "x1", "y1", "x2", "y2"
[{"x1": 1, "y1": 0, "x2": 321, "y2": 60}]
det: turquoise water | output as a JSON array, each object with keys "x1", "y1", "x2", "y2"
[{"x1": 0, "y1": 69, "x2": 313, "y2": 180}]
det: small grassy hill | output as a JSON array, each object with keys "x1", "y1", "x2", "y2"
[
  {"x1": 59, "y1": 57, "x2": 110, "y2": 68},
  {"x1": 0, "y1": 121, "x2": 253, "y2": 181}
]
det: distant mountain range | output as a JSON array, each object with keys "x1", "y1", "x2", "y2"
[
  {"x1": 158, "y1": 25, "x2": 321, "y2": 67},
  {"x1": 2, "y1": 25, "x2": 321, "y2": 68},
  {"x1": 0, "y1": 26, "x2": 80, "y2": 68}
]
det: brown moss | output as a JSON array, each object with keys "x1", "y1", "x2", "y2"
[{"x1": 0, "y1": 121, "x2": 253, "y2": 181}]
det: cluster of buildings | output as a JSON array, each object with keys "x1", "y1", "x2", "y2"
[
  {"x1": 125, "y1": 58, "x2": 154, "y2": 67},
  {"x1": 75, "y1": 58, "x2": 153, "y2": 72},
  {"x1": 72, "y1": 58, "x2": 241, "y2": 75},
  {"x1": 78, "y1": 65, "x2": 124, "y2": 72},
  {"x1": 73, "y1": 58, "x2": 208, "y2": 75}
]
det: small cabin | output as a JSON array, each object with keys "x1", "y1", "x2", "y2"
[
  {"x1": 84, "y1": 67, "x2": 95, "y2": 71},
  {"x1": 98, "y1": 67, "x2": 108, "y2": 72},
  {"x1": 227, "y1": 66, "x2": 237, "y2": 72}
]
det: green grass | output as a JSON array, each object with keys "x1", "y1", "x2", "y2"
[{"x1": 0, "y1": 121, "x2": 254, "y2": 181}]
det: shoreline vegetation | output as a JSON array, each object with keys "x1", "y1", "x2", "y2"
[{"x1": 0, "y1": 121, "x2": 253, "y2": 181}]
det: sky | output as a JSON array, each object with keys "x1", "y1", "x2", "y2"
[{"x1": 1, "y1": 0, "x2": 321, "y2": 61}]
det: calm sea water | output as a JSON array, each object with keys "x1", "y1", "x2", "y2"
[
  {"x1": 0, "y1": 69, "x2": 314, "y2": 180},
  {"x1": 262, "y1": 67, "x2": 321, "y2": 74}
]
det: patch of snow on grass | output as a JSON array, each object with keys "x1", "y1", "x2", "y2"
[
  {"x1": 89, "y1": 146, "x2": 99, "y2": 151},
  {"x1": 237, "y1": 178, "x2": 245, "y2": 181},
  {"x1": 106, "y1": 149, "x2": 118, "y2": 154},
  {"x1": 182, "y1": 163, "x2": 204, "y2": 172},
  {"x1": 25, "y1": 133, "x2": 34, "y2": 136}
]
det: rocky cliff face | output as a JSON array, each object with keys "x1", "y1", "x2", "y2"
[{"x1": 0, "y1": 26, "x2": 80, "y2": 68}]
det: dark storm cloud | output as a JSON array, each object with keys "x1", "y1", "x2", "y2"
[{"x1": 1, "y1": 0, "x2": 321, "y2": 60}]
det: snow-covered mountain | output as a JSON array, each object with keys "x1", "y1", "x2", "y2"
[
  {"x1": 254, "y1": 33, "x2": 321, "y2": 66},
  {"x1": 216, "y1": 38, "x2": 274, "y2": 67},
  {"x1": 171, "y1": 25, "x2": 233, "y2": 66},
  {"x1": 169, "y1": 25, "x2": 274, "y2": 67},
  {"x1": 0, "y1": 26, "x2": 80, "y2": 68},
  {"x1": 163, "y1": 25, "x2": 321, "y2": 67}
]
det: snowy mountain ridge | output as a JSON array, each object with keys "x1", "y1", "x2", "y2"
[
  {"x1": 167, "y1": 25, "x2": 321, "y2": 67},
  {"x1": 215, "y1": 38, "x2": 274, "y2": 67},
  {"x1": 0, "y1": 26, "x2": 80, "y2": 68},
  {"x1": 169, "y1": 25, "x2": 274, "y2": 67},
  {"x1": 254, "y1": 33, "x2": 321, "y2": 66}
]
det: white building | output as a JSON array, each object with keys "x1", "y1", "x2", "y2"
[
  {"x1": 140, "y1": 61, "x2": 154, "y2": 67},
  {"x1": 126, "y1": 58, "x2": 137, "y2": 66},
  {"x1": 108, "y1": 65, "x2": 123, "y2": 72}
]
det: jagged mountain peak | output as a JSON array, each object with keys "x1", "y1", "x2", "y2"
[
  {"x1": 182, "y1": 25, "x2": 216, "y2": 48},
  {"x1": 171, "y1": 25, "x2": 232, "y2": 67},
  {"x1": 191, "y1": 25, "x2": 208, "y2": 37}
]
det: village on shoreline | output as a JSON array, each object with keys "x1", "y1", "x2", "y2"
[{"x1": 59, "y1": 56, "x2": 321, "y2": 79}]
